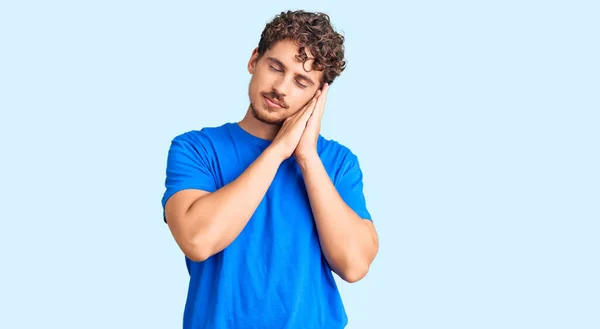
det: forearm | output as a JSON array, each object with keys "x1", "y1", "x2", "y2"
[
  {"x1": 186, "y1": 146, "x2": 283, "y2": 259},
  {"x1": 298, "y1": 154, "x2": 378, "y2": 282}
]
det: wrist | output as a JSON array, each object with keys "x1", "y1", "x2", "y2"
[
  {"x1": 295, "y1": 151, "x2": 320, "y2": 170},
  {"x1": 264, "y1": 144, "x2": 287, "y2": 164}
]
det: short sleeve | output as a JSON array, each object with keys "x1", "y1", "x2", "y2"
[
  {"x1": 335, "y1": 153, "x2": 372, "y2": 221},
  {"x1": 161, "y1": 133, "x2": 217, "y2": 222}
]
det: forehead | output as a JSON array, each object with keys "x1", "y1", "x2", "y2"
[{"x1": 264, "y1": 39, "x2": 321, "y2": 76}]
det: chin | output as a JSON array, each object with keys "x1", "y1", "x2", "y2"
[{"x1": 250, "y1": 102, "x2": 286, "y2": 125}]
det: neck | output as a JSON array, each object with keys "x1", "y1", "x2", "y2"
[{"x1": 237, "y1": 105, "x2": 281, "y2": 141}]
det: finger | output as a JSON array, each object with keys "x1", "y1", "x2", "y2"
[
  {"x1": 289, "y1": 101, "x2": 312, "y2": 121},
  {"x1": 303, "y1": 96, "x2": 318, "y2": 114},
  {"x1": 283, "y1": 109, "x2": 303, "y2": 125},
  {"x1": 301, "y1": 89, "x2": 321, "y2": 109},
  {"x1": 300, "y1": 98, "x2": 317, "y2": 122},
  {"x1": 285, "y1": 101, "x2": 312, "y2": 128},
  {"x1": 317, "y1": 83, "x2": 329, "y2": 106},
  {"x1": 318, "y1": 98, "x2": 326, "y2": 120},
  {"x1": 314, "y1": 83, "x2": 328, "y2": 119}
]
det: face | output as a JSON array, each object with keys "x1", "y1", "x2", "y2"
[{"x1": 247, "y1": 39, "x2": 323, "y2": 125}]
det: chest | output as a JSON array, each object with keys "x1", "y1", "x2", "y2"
[{"x1": 215, "y1": 153, "x2": 318, "y2": 251}]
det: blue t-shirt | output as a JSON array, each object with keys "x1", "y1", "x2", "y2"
[{"x1": 161, "y1": 122, "x2": 371, "y2": 329}]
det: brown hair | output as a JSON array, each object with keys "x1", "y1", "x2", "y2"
[{"x1": 257, "y1": 10, "x2": 347, "y2": 86}]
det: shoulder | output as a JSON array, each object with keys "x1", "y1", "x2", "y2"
[
  {"x1": 165, "y1": 123, "x2": 235, "y2": 164},
  {"x1": 170, "y1": 123, "x2": 233, "y2": 148},
  {"x1": 172, "y1": 123, "x2": 231, "y2": 142},
  {"x1": 317, "y1": 134, "x2": 360, "y2": 165},
  {"x1": 316, "y1": 135, "x2": 365, "y2": 183},
  {"x1": 317, "y1": 135, "x2": 369, "y2": 191}
]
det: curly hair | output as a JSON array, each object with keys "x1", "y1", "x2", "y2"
[{"x1": 257, "y1": 10, "x2": 347, "y2": 86}]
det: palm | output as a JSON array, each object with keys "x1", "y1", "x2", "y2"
[
  {"x1": 298, "y1": 113, "x2": 319, "y2": 147},
  {"x1": 294, "y1": 83, "x2": 328, "y2": 158}
]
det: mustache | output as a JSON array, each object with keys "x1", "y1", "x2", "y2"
[{"x1": 262, "y1": 91, "x2": 288, "y2": 108}]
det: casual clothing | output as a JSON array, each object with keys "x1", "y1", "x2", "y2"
[{"x1": 161, "y1": 122, "x2": 371, "y2": 329}]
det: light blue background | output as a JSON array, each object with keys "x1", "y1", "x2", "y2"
[{"x1": 1, "y1": 0, "x2": 598, "y2": 328}]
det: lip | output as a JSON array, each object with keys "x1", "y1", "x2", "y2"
[{"x1": 263, "y1": 96, "x2": 283, "y2": 108}]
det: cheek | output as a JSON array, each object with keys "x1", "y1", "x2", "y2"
[
  {"x1": 248, "y1": 76, "x2": 262, "y2": 96},
  {"x1": 250, "y1": 71, "x2": 268, "y2": 91},
  {"x1": 291, "y1": 93, "x2": 314, "y2": 110}
]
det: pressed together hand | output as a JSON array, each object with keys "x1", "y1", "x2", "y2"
[{"x1": 270, "y1": 83, "x2": 329, "y2": 162}]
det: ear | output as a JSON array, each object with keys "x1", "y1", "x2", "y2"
[{"x1": 247, "y1": 47, "x2": 259, "y2": 74}]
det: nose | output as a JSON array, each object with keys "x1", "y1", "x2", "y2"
[{"x1": 271, "y1": 75, "x2": 293, "y2": 99}]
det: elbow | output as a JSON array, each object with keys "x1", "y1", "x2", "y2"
[
  {"x1": 333, "y1": 246, "x2": 377, "y2": 283},
  {"x1": 181, "y1": 234, "x2": 215, "y2": 263},
  {"x1": 337, "y1": 263, "x2": 370, "y2": 283},
  {"x1": 186, "y1": 247, "x2": 211, "y2": 262}
]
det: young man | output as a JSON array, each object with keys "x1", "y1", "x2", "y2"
[{"x1": 161, "y1": 10, "x2": 379, "y2": 329}]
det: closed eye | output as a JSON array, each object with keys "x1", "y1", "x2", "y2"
[
  {"x1": 269, "y1": 63, "x2": 307, "y2": 88},
  {"x1": 295, "y1": 79, "x2": 307, "y2": 88}
]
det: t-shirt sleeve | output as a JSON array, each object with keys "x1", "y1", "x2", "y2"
[
  {"x1": 335, "y1": 152, "x2": 372, "y2": 221},
  {"x1": 161, "y1": 134, "x2": 217, "y2": 222}
]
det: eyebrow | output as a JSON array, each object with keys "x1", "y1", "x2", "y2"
[{"x1": 267, "y1": 57, "x2": 316, "y2": 86}]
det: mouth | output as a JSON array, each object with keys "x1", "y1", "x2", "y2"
[{"x1": 263, "y1": 95, "x2": 284, "y2": 109}]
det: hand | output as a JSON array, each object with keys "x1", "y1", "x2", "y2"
[
  {"x1": 294, "y1": 83, "x2": 329, "y2": 162},
  {"x1": 269, "y1": 95, "x2": 319, "y2": 162}
]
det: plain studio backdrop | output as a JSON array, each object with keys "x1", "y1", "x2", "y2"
[{"x1": 0, "y1": 1, "x2": 598, "y2": 328}]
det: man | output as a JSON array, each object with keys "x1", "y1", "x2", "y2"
[{"x1": 161, "y1": 10, "x2": 379, "y2": 329}]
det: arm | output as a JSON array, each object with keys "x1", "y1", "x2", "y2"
[
  {"x1": 293, "y1": 83, "x2": 378, "y2": 282},
  {"x1": 165, "y1": 146, "x2": 283, "y2": 262},
  {"x1": 164, "y1": 97, "x2": 318, "y2": 262},
  {"x1": 297, "y1": 155, "x2": 379, "y2": 283}
]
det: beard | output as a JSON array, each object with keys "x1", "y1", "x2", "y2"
[{"x1": 249, "y1": 101, "x2": 286, "y2": 126}]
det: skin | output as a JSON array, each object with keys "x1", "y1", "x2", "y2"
[{"x1": 164, "y1": 39, "x2": 378, "y2": 283}]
